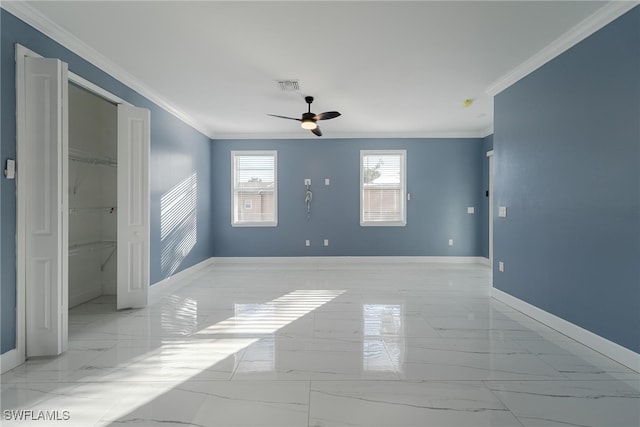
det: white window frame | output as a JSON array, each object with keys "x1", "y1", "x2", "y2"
[
  {"x1": 231, "y1": 150, "x2": 278, "y2": 227},
  {"x1": 360, "y1": 149, "x2": 407, "y2": 227}
]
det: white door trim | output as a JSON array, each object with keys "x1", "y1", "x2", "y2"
[
  {"x1": 487, "y1": 150, "x2": 494, "y2": 282},
  {"x1": 68, "y1": 71, "x2": 129, "y2": 106}
]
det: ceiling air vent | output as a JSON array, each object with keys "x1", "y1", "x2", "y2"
[{"x1": 277, "y1": 80, "x2": 300, "y2": 91}]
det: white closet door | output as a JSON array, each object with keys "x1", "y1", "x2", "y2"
[
  {"x1": 117, "y1": 104, "x2": 150, "y2": 309},
  {"x1": 23, "y1": 57, "x2": 68, "y2": 357}
]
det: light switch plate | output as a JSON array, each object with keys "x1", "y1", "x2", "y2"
[
  {"x1": 467, "y1": 207, "x2": 475, "y2": 214},
  {"x1": 498, "y1": 206, "x2": 507, "y2": 217},
  {"x1": 4, "y1": 159, "x2": 15, "y2": 179}
]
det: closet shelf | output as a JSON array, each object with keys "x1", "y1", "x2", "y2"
[
  {"x1": 69, "y1": 147, "x2": 117, "y2": 167},
  {"x1": 69, "y1": 207, "x2": 117, "y2": 214},
  {"x1": 69, "y1": 240, "x2": 116, "y2": 256}
]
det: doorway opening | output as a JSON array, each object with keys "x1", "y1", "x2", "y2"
[
  {"x1": 68, "y1": 83, "x2": 118, "y2": 310},
  {"x1": 15, "y1": 43, "x2": 150, "y2": 363}
]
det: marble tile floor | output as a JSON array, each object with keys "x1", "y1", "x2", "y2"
[{"x1": 1, "y1": 260, "x2": 638, "y2": 426}]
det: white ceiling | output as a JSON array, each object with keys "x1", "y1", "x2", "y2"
[{"x1": 10, "y1": 1, "x2": 615, "y2": 139}]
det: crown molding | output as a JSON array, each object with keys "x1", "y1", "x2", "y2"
[
  {"x1": 211, "y1": 129, "x2": 490, "y2": 140},
  {"x1": 479, "y1": 125, "x2": 494, "y2": 138},
  {"x1": 1, "y1": 1, "x2": 214, "y2": 138},
  {"x1": 486, "y1": 1, "x2": 639, "y2": 96}
]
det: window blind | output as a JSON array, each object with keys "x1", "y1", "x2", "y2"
[
  {"x1": 361, "y1": 150, "x2": 406, "y2": 226},
  {"x1": 232, "y1": 151, "x2": 277, "y2": 226}
]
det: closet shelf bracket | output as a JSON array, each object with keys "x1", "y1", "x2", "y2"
[
  {"x1": 101, "y1": 246, "x2": 117, "y2": 272},
  {"x1": 69, "y1": 147, "x2": 117, "y2": 167}
]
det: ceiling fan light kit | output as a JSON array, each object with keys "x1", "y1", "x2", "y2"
[
  {"x1": 301, "y1": 118, "x2": 317, "y2": 130},
  {"x1": 268, "y1": 96, "x2": 341, "y2": 137}
]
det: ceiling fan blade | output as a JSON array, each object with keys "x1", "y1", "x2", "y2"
[
  {"x1": 314, "y1": 111, "x2": 341, "y2": 121},
  {"x1": 267, "y1": 114, "x2": 301, "y2": 121},
  {"x1": 311, "y1": 126, "x2": 322, "y2": 137}
]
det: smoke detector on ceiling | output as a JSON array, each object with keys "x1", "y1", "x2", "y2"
[{"x1": 277, "y1": 80, "x2": 300, "y2": 91}]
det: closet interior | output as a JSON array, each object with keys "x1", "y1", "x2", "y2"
[{"x1": 68, "y1": 83, "x2": 117, "y2": 308}]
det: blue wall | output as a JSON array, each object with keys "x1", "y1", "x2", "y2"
[
  {"x1": 1, "y1": 10, "x2": 213, "y2": 354},
  {"x1": 493, "y1": 7, "x2": 640, "y2": 353},
  {"x1": 211, "y1": 138, "x2": 485, "y2": 257}
]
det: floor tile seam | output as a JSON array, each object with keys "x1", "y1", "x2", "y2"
[
  {"x1": 481, "y1": 379, "x2": 527, "y2": 427},
  {"x1": 482, "y1": 378, "x2": 640, "y2": 383},
  {"x1": 308, "y1": 377, "x2": 502, "y2": 388},
  {"x1": 69, "y1": 347, "x2": 114, "y2": 370},
  {"x1": 68, "y1": 339, "x2": 121, "y2": 345},
  {"x1": 397, "y1": 357, "x2": 571, "y2": 379},
  {"x1": 3, "y1": 379, "x2": 327, "y2": 385},
  {"x1": 413, "y1": 315, "x2": 445, "y2": 336},
  {"x1": 481, "y1": 380, "x2": 640, "y2": 423},
  {"x1": 14, "y1": 377, "x2": 625, "y2": 385},
  {"x1": 513, "y1": 344, "x2": 575, "y2": 381},
  {"x1": 306, "y1": 384, "x2": 527, "y2": 424},
  {"x1": 306, "y1": 379, "x2": 312, "y2": 427},
  {"x1": 227, "y1": 355, "x2": 242, "y2": 380}
]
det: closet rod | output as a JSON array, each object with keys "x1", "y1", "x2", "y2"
[{"x1": 68, "y1": 240, "x2": 116, "y2": 256}]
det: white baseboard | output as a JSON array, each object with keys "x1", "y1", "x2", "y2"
[
  {"x1": 492, "y1": 287, "x2": 640, "y2": 373},
  {"x1": 210, "y1": 256, "x2": 490, "y2": 265},
  {"x1": 0, "y1": 348, "x2": 21, "y2": 374},
  {"x1": 149, "y1": 258, "x2": 215, "y2": 304}
]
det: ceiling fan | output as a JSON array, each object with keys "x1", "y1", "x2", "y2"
[{"x1": 268, "y1": 96, "x2": 341, "y2": 137}]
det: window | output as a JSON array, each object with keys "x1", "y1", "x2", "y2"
[
  {"x1": 231, "y1": 151, "x2": 277, "y2": 226},
  {"x1": 360, "y1": 150, "x2": 406, "y2": 226}
]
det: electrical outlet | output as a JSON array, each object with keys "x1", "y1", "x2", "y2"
[
  {"x1": 324, "y1": 178, "x2": 330, "y2": 186},
  {"x1": 324, "y1": 239, "x2": 329, "y2": 247},
  {"x1": 498, "y1": 206, "x2": 507, "y2": 217},
  {"x1": 304, "y1": 179, "x2": 311, "y2": 186},
  {"x1": 448, "y1": 239, "x2": 454, "y2": 246},
  {"x1": 467, "y1": 207, "x2": 475, "y2": 214},
  {"x1": 498, "y1": 261, "x2": 505, "y2": 272},
  {"x1": 305, "y1": 240, "x2": 310, "y2": 247}
]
